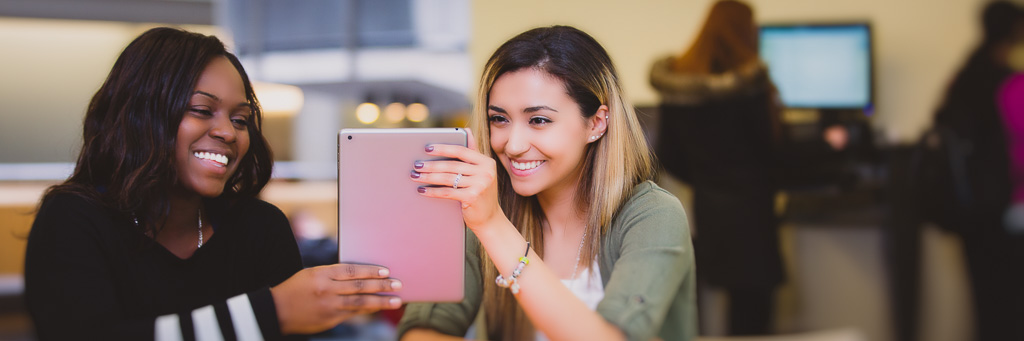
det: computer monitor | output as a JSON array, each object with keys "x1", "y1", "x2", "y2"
[{"x1": 759, "y1": 23, "x2": 873, "y2": 111}]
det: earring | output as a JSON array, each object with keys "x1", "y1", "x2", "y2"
[{"x1": 590, "y1": 136, "x2": 597, "y2": 141}]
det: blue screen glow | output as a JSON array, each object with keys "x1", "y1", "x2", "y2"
[{"x1": 759, "y1": 24, "x2": 872, "y2": 109}]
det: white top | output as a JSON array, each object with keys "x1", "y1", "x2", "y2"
[{"x1": 536, "y1": 260, "x2": 605, "y2": 341}]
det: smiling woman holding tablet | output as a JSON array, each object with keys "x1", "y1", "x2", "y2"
[
  {"x1": 398, "y1": 26, "x2": 697, "y2": 341},
  {"x1": 24, "y1": 27, "x2": 401, "y2": 340}
]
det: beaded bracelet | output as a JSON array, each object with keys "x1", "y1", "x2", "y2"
[{"x1": 496, "y1": 242, "x2": 531, "y2": 294}]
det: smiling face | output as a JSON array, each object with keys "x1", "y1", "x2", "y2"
[
  {"x1": 487, "y1": 68, "x2": 606, "y2": 198},
  {"x1": 173, "y1": 56, "x2": 252, "y2": 198}
]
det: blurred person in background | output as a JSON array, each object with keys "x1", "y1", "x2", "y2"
[
  {"x1": 999, "y1": 19, "x2": 1024, "y2": 236},
  {"x1": 24, "y1": 27, "x2": 401, "y2": 340},
  {"x1": 649, "y1": 0, "x2": 782, "y2": 335},
  {"x1": 290, "y1": 208, "x2": 339, "y2": 267},
  {"x1": 930, "y1": 1, "x2": 1024, "y2": 340}
]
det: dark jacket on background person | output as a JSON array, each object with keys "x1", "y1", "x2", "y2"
[
  {"x1": 650, "y1": 56, "x2": 783, "y2": 289},
  {"x1": 929, "y1": 41, "x2": 1023, "y2": 341},
  {"x1": 933, "y1": 48, "x2": 1014, "y2": 230}
]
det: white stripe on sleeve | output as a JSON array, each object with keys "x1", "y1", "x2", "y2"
[
  {"x1": 192, "y1": 305, "x2": 224, "y2": 341},
  {"x1": 226, "y1": 293, "x2": 264, "y2": 341},
  {"x1": 155, "y1": 313, "x2": 183, "y2": 341}
]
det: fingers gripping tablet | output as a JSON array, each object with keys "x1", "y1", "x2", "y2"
[{"x1": 338, "y1": 128, "x2": 467, "y2": 302}]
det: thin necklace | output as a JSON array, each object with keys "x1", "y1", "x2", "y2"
[
  {"x1": 570, "y1": 226, "x2": 588, "y2": 280},
  {"x1": 132, "y1": 208, "x2": 203, "y2": 248},
  {"x1": 197, "y1": 208, "x2": 203, "y2": 248}
]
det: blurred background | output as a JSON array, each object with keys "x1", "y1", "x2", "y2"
[{"x1": 0, "y1": 0, "x2": 1017, "y2": 340}]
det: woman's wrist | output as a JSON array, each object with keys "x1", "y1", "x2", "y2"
[
  {"x1": 465, "y1": 206, "x2": 508, "y2": 236},
  {"x1": 474, "y1": 220, "x2": 530, "y2": 274},
  {"x1": 473, "y1": 218, "x2": 515, "y2": 249},
  {"x1": 268, "y1": 285, "x2": 295, "y2": 335}
]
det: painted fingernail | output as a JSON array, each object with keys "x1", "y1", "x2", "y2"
[
  {"x1": 391, "y1": 280, "x2": 403, "y2": 291},
  {"x1": 417, "y1": 186, "x2": 426, "y2": 194},
  {"x1": 379, "y1": 268, "x2": 390, "y2": 277},
  {"x1": 410, "y1": 170, "x2": 421, "y2": 179},
  {"x1": 425, "y1": 145, "x2": 434, "y2": 152},
  {"x1": 389, "y1": 297, "x2": 402, "y2": 307},
  {"x1": 414, "y1": 161, "x2": 424, "y2": 169}
]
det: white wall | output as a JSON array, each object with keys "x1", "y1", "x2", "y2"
[
  {"x1": 0, "y1": 18, "x2": 223, "y2": 163},
  {"x1": 469, "y1": 0, "x2": 991, "y2": 144},
  {"x1": 0, "y1": 1, "x2": 997, "y2": 162}
]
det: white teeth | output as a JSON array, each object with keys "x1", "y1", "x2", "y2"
[
  {"x1": 511, "y1": 160, "x2": 542, "y2": 171},
  {"x1": 194, "y1": 152, "x2": 229, "y2": 166}
]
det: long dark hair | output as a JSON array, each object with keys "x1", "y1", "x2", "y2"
[
  {"x1": 42, "y1": 27, "x2": 273, "y2": 236},
  {"x1": 469, "y1": 25, "x2": 654, "y2": 340}
]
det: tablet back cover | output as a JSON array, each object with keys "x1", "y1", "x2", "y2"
[{"x1": 338, "y1": 128, "x2": 466, "y2": 302}]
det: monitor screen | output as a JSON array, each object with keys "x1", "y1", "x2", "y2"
[{"x1": 759, "y1": 23, "x2": 873, "y2": 110}]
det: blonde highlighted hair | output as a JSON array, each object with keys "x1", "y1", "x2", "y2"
[{"x1": 468, "y1": 25, "x2": 655, "y2": 340}]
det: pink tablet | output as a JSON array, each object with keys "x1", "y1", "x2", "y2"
[{"x1": 338, "y1": 128, "x2": 466, "y2": 302}]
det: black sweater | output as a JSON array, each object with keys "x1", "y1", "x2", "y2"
[{"x1": 25, "y1": 193, "x2": 303, "y2": 340}]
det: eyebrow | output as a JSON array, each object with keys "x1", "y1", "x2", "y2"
[
  {"x1": 487, "y1": 105, "x2": 558, "y2": 114},
  {"x1": 487, "y1": 105, "x2": 507, "y2": 114},
  {"x1": 194, "y1": 90, "x2": 252, "y2": 109},
  {"x1": 194, "y1": 91, "x2": 220, "y2": 102},
  {"x1": 523, "y1": 106, "x2": 558, "y2": 113}
]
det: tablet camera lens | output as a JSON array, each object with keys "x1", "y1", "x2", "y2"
[{"x1": 347, "y1": 135, "x2": 352, "y2": 140}]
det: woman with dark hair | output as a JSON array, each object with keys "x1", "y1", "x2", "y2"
[
  {"x1": 649, "y1": 0, "x2": 782, "y2": 335},
  {"x1": 397, "y1": 25, "x2": 696, "y2": 341},
  {"x1": 24, "y1": 27, "x2": 401, "y2": 340}
]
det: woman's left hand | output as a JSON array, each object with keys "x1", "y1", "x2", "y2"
[{"x1": 411, "y1": 129, "x2": 505, "y2": 233}]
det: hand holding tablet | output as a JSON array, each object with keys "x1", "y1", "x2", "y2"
[
  {"x1": 338, "y1": 128, "x2": 467, "y2": 302},
  {"x1": 409, "y1": 129, "x2": 506, "y2": 231}
]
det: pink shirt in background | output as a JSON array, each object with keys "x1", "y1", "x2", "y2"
[{"x1": 999, "y1": 73, "x2": 1024, "y2": 202}]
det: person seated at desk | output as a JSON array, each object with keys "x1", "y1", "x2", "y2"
[{"x1": 24, "y1": 27, "x2": 401, "y2": 340}]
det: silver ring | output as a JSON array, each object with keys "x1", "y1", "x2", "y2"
[{"x1": 453, "y1": 173, "x2": 463, "y2": 189}]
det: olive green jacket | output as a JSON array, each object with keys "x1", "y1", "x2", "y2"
[{"x1": 397, "y1": 181, "x2": 697, "y2": 341}]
